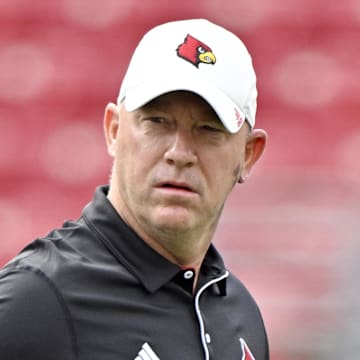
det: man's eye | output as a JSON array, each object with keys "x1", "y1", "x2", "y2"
[
  {"x1": 147, "y1": 117, "x2": 165, "y2": 124},
  {"x1": 201, "y1": 125, "x2": 221, "y2": 132}
]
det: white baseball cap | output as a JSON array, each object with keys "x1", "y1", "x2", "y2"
[{"x1": 118, "y1": 19, "x2": 258, "y2": 133}]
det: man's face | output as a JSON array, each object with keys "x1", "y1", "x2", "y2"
[{"x1": 105, "y1": 91, "x2": 265, "y2": 256}]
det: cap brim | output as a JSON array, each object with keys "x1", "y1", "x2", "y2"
[{"x1": 119, "y1": 74, "x2": 247, "y2": 133}]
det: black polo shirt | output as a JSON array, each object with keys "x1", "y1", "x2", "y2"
[{"x1": 0, "y1": 186, "x2": 269, "y2": 360}]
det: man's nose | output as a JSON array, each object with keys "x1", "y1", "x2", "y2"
[{"x1": 164, "y1": 130, "x2": 197, "y2": 167}]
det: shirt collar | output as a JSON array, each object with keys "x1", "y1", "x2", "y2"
[{"x1": 83, "y1": 185, "x2": 227, "y2": 294}]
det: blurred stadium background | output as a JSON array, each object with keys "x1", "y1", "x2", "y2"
[{"x1": 0, "y1": 0, "x2": 359, "y2": 358}]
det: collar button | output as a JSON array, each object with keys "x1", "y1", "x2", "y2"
[{"x1": 183, "y1": 270, "x2": 194, "y2": 279}]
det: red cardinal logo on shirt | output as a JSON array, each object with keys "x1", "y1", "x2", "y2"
[
  {"x1": 176, "y1": 34, "x2": 216, "y2": 68},
  {"x1": 240, "y1": 338, "x2": 255, "y2": 360}
]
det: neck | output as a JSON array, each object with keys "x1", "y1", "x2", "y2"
[
  {"x1": 140, "y1": 225, "x2": 212, "y2": 272},
  {"x1": 107, "y1": 182, "x2": 219, "y2": 287}
]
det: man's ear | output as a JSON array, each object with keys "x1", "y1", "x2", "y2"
[
  {"x1": 104, "y1": 103, "x2": 119, "y2": 157},
  {"x1": 239, "y1": 129, "x2": 267, "y2": 183}
]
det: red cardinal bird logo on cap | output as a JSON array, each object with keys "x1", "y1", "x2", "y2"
[
  {"x1": 176, "y1": 34, "x2": 216, "y2": 68},
  {"x1": 240, "y1": 338, "x2": 256, "y2": 360}
]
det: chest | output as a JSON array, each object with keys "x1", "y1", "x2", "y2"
[{"x1": 66, "y1": 281, "x2": 262, "y2": 360}]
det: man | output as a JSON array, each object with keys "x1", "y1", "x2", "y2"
[{"x1": 0, "y1": 19, "x2": 268, "y2": 359}]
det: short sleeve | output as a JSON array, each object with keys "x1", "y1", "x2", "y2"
[{"x1": 0, "y1": 268, "x2": 75, "y2": 360}]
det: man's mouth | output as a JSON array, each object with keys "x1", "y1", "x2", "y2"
[{"x1": 156, "y1": 181, "x2": 195, "y2": 193}]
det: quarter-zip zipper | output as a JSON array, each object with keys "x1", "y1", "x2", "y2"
[{"x1": 194, "y1": 270, "x2": 229, "y2": 360}]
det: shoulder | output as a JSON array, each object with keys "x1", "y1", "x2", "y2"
[
  {"x1": 6, "y1": 218, "x2": 101, "y2": 279},
  {"x1": 226, "y1": 271, "x2": 261, "y2": 305},
  {"x1": 0, "y1": 220, "x2": 93, "y2": 360},
  {"x1": 0, "y1": 267, "x2": 76, "y2": 360},
  {"x1": 226, "y1": 271, "x2": 266, "y2": 321}
]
